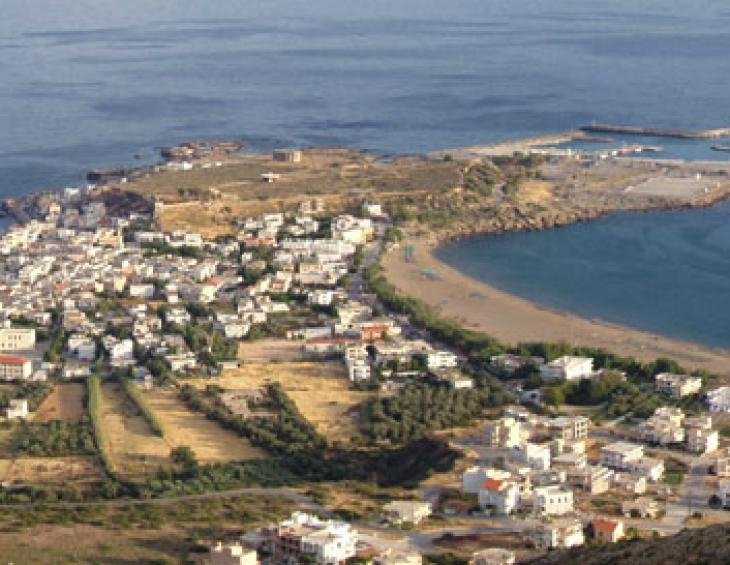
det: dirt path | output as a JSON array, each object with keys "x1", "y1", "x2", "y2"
[{"x1": 33, "y1": 383, "x2": 86, "y2": 423}]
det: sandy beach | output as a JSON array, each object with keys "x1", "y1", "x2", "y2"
[{"x1": 382, "y1": 237, "x2": 730, "y2": 376}]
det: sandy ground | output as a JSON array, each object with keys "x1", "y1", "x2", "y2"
[
  {"x1": 192, "y1": 362, "x2": 374, "y2": 444},
  {"x1": 100, "y1": 382, "x2": 171, "y2": 478},
  {"x1": 145, "y1": 389, "x2": 265, "y2": 463},
  {"x1": 33, "y1": 383, "x2": 86, "y2": 423},
  {"x1": 238, "y1": 338, "x2": 304, "y2": 363},
  {"x1": 382, "y1": 238, "x2": 730, "y2": 375},
  {"x1": 0, "y1": 456, "x2": 100, "y2": 485}
]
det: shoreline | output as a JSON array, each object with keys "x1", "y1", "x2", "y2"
[{"x1": 382, "y1": 236, "x2": 730, "y2": 376}]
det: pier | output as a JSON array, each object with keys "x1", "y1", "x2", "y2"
[{"x1": 581, "y1": 123, "x2": 730, "y2": 139}]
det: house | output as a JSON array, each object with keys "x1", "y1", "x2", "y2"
[
  {"x1": 478, "y1": 479, "x2": 520, "y2": 515},
  {"x1": 514, "y1": 442, "x2": 551, "y2": 471},
  {"x1": 470, "y1": 548, "x2": 516, "y2": 565},
  {"x1": 539, "y1": 356, "x2": 593, "y2": 382},
  {"x1": 629, "y1": 457, "x2": 665, "y2": 482},
  {"x1": 165, "y1": 352, "x2": 197, "y2": 372},
  {"x1": 273, "y1": 149, "x2": 302, "y2": 163},
  {"x1": 426, "y1": 351, "x2": 458, "y2": 370},
  {"x1": 6, "y1": 399, "x2": 28, "y2": 420},
  {"x1": 129, "y1": 283, "x2": 155, "y2": 299},
  {"x1": 533, "y1": 485, "x2": 574, "y2": 516},
  {"x1": 640, "y1": 406, "x2": 685, "y2": 445},
  {"x1": 591, "y1": 519, "x2": 625, "y2": 543},
  {"x1": 548, "y1": 416, "x2": 589, "y2": 440},
  {"x1": 484, "y1": 417, "x2": 523, "y2": 449},
  {"x1": 706, "y1": 386, "x2": 730, "y2": 413},
  {"x1": 0, "y1": 327, "x2": 36, "y2": 351},
  {"x1": 552, "y1": 451, "x2": 587, "y2": 470},
  {"x1": 600, "y1": 442, "x2": 643, "y2": 470},
  {"x1": 0, "y1": 356, "x2": 33, "y2": 381},
  {"x1": 654, "y1": 372, "x2": 702, "y2": 398},
  {"x1": 67, "y1": 334, "x2": 97, "y2": 362},
  {"x1": 567, "y1": 465, "x2": 612, "y2": 495},
  {"x1": 611, "y1": 472, "x2": 647, "y2": 495},
  {"x1": 462, "y1": 467, "x2": 511, "y2": 495},
  {"x1": 433, "y1": 369, "x2": 473, "y2": 389},
  {"x1": 263, "y1": 512, "x2": 358, "y2": 565},
  {"x1": 622, "y1": 497, "x2": 661, "y2": 519},
  {"x1": 529, "y1": 518, "x2": 584, "y2": 549},
  {"x1": 382, "y1": 501, "x2": 432, "y2": 525},
  {"x1": 205, "y1": 541, "x2": 258, "y2": 565},
  {"x1": 685, "y1": 415, "x2": 718, "y2": 454}
]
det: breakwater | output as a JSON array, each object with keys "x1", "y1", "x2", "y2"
[{"x1": 581, "y1": 123, "x2": 730, "y2": 139}]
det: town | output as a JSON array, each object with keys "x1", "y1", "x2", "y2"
[{"x1": 0, "y1": 148, "x2": 728, "y2": 564}]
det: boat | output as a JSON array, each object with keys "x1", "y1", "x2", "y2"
[{"x1": 711, "y1": 144, "x2": 730, "y2": 152}]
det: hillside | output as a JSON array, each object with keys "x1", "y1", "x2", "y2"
[{"x1": 528, "y1": 524, "x2": 730, "y2": 565}]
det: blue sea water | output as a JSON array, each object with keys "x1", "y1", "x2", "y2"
[
  {"x1": 2, "y1": 0, "x2": 730, "y2": 347},
  {"x1": 436, "y1": 202, "x2": 730, "y2": 349}
]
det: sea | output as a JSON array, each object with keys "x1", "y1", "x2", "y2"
[{"x1": 2, "y1": 0, "x2": 730, "y2": 348}]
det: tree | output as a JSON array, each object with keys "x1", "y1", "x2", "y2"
[
  {"x1": 543, "y1": 386, "x2": 565, "y2": 407},
  {"x1": 171, "y1": 446, "x2": 198, "y2": 471}
]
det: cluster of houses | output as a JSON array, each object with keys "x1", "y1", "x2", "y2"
[
  {"x1": 457, "y1": 407, "x2": 671, "y2": 549},
  {"x1": 0, "y1": 189, "x2": 412, "y2": 416},
  {"x1": 639, "y1": 406, "x2": 719, "y2": 454}
]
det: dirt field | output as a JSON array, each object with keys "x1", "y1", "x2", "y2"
[
  {"x1": 144, "y1": 389, "x2": 265, "y2": 463},
  {"x1": 122, "y1": 148, "x2": 462, "y2": 236},
  {"x1": 33, "y1": 383, "x2": 86, "y2": 423},
  {"x1": 0, "y1": 456, "x2": 100, "y2": 485},
  {"x1": 100, "y1": 382, "x2": 171, "y2": 478},
  {"x1": 0, "y1": 524, "x2": 192, "y2": 564},
  {"x1": 191, "y1": 362, "x2": 375, "y2": 445},
  {"x1": 238, "y1": 338, "x2": 304, "y2": 363}
]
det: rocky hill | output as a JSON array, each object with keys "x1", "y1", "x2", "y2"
[{"x1": 527, "y1": 523, "x2": 730, "y2": 565}]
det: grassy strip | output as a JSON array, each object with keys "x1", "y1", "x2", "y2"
[
  {"x1": 87, "y1": 374, "x2": 118, "y2": 479},
  {"x1": 120, "y1": 379, "x2": 164, "y2": 437}
]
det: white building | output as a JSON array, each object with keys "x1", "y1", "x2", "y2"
[
  {"x1": 6, "y1": 398, "x2": 28, "y2": 419},
  {"x1": 655, "y1": 372, "x2": 702, "y2": 398},
  {"x1": 462, "y1": 467, "x2": 511, "y2": 495},
  {"x1": 514, "y1": 442, "x2": 551, "y2": 471},
  {"x1": 484, "y1": 417, "x2": 523, "y2": 449},
  {"x1": 685, "y1": 419, "x2": 719, "y2": 454},
  {"x1": 266, "y1": 512, "x2": 358, "y2": 565},
  {"x1": 530, "y1": 518, "x2": 584, "y2": 549},
  {"x1": 382, "y1": 501, "x2": 432, "y2": 525},
  {"x1": 0, "y1": 327, "x2": 36, "y2": 351},
  {"x1": 539, "y1": 356, "x2": 594, "y2": 381},
  {"x1": 533, "y1": 485, "x2": 574, "y2": 516},
  {"x1": 478, "y1": 479, "x2": 520, "y2": 515},
  {"x1": 629, "y1": 457, "x2": 665, "y2": 482},
  {"x1": 206, "y1": 542, "x2": 258, "y2": 565},
  {"x1": 548, "y1": 416, "x2": 589, "y2": 440},
  {"x1": 426, "y1": 351, "x2": 458, "y2": 371},
  {"x1": 0, "y1": 356, "x2": 33, "y2": 381},
  {"x1": 706, "y1": 386, "x2": 730, "y2": 413},
  {"x1": 600, "y1": 442, "x2": 644, "y2": 470}
]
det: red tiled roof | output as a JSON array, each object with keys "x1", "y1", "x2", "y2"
[
  {"x1": 481, "y1": 478, "x2": 503, "y2": 491},
  {"x1": 592, "y1": 519, "x2": 619, "y2": 533},
  {"x1": 0, "y1": 356, "x2": 30, "y2": 365}
]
